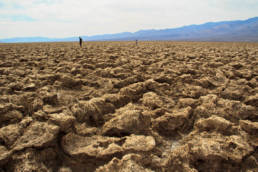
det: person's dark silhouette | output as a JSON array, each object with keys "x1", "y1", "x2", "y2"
[
  {"x1": 136, "y1": 39, "x2": 138, "y2": 46},
  {"x1": 79, "y1": 37, "x2": 83, "y2": 47}
]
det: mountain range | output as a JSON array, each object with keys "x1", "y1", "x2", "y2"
[{"x1": 1, "y1": 17, "x2": 258, "y2": 43}]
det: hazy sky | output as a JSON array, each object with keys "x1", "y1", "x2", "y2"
[{"x1": 0, "y1": 0, "x2": 258, "y2": 39}]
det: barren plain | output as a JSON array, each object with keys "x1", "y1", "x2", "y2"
[{"x1": 0, "y1": 41, "x2": 257, "y2": 172}]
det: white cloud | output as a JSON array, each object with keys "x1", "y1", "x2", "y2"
[{"x1": 0, "y1": 0, "x2": 258, "y2": 38}]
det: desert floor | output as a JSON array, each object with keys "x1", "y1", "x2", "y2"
[{"x1": 0, "y1": 41, "x2": 257, "y2": 172}]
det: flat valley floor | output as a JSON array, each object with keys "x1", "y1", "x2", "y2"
[{"x1": 0, "y1": 41, "x2": 257, "y2": 171}]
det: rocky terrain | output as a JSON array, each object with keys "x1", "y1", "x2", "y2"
[{"x1": 0, "y1": 41, "x2": 257, "y2": 172}]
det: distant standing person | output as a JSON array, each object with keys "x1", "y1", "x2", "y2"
[
  {"x1": 79, "y1": 37, "x2": 83, "y2": 47},
  {"x1": 136, "y1": 39, "x2": 138, "y2": 46}
]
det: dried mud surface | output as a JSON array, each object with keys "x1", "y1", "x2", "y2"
[{"x1": 0, "y1": 41, "x2": 257, "y2": 172}]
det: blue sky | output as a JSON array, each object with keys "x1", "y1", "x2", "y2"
[{"x1": 0, "y1": 0, "x2": 258, "y2": 39}]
